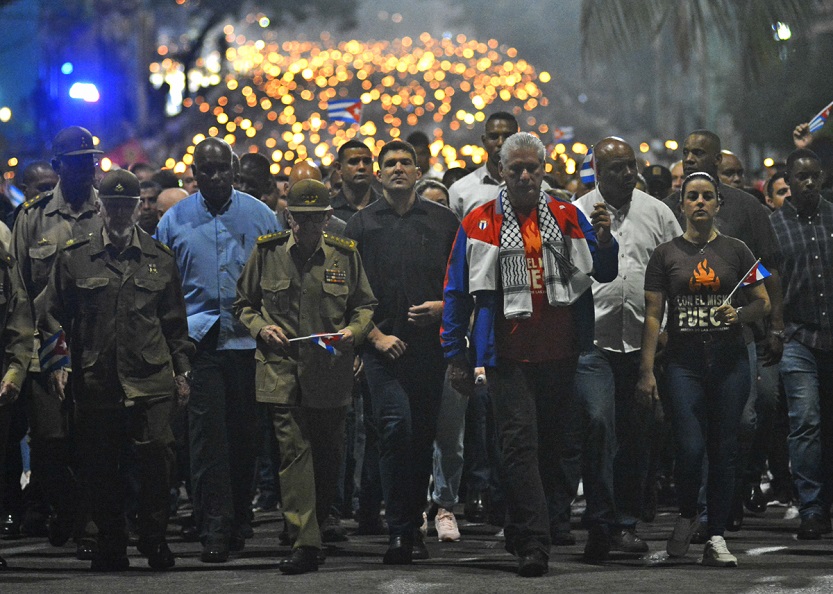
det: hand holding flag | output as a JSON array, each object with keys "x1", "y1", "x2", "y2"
[
  {"x1": 809, "y1": 99, "x2": 833, "y2": 134},
  {"x1": 289, "y1": 332, "x2": 349, "y2": 355},
  {"x1": 722, "y1": 259, "x2": 771, "y2": 306}
]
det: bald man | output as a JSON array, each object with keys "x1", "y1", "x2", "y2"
[
  {"x1": 573, "y1": 137, "x2": 681, "y2": 562},
  {"x1": 718, "y1": 151, "x2": 745, "y2": 190},
  {"x1": 156, "y1": 187, "x2": 188, "y2": 220}
]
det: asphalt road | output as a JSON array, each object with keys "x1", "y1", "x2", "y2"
[{"x1": 2, "y1": 502, "x2": 832, "y2": 593}]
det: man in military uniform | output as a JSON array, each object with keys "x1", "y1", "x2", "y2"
[
  {"x1": 11, "y1": 126, "x2": 104, "y2": 553},
  {"x1": 235, "y1": 179, "x2": 376, "y2": 574},
  {"x1": 37, "y1": 170, "x2": 194, "y2": 571},
  {"x1": 0, "y1": 241, "x2": 35, "y2": 570}
]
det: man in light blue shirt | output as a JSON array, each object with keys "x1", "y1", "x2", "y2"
[{"x1": 156, "y1": 138, "x2": 280, "y2": 563}]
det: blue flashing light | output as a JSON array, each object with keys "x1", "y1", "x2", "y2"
[
  {"x1": 61, "y1": 62, "x2": 74, "y2": 75},
  {"x1": 69, "y1": 82, "x2": 100, "y2": 103}
]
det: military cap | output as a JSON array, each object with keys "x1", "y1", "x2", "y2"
[
  {"x1": 52, "y1": 126, "x2": 104, "y2": 157},
  {"x1": 286, "y1": 179, "x2": 332, "y2": 212},
  {"x1": 99, "y1": 169, "x2": 141, "y2": 200},
  {"x1": 644, "y1": 164, "x2": 671, "y2": 187}
]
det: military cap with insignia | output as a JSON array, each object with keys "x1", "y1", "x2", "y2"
[
  {"x1": 52, "y1": 126, "x2": 104, "y2": 157},
  {"x1": 99, "y1": 169, "x2": 141, "y2": 200},
  {"x1": 286, "y1": 179, "x2": 332, "y2": 212}
]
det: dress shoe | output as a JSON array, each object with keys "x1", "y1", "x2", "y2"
[
  {"x1": 90, "y1": 555, "x2": 130, "y2": 571},
  {"x1": 517, "y1": 549, "x2": 548, "y2": 577},
  {"x1": 229, "y1": 533, "x2": 246, "y2": 552},
  {"x1": 138, "y1": 541, "x2": 175, "y2": 571},
  {"x1": 278, "y1": 546, "x2": 319, "y2": 575},
  {"x1": 2, "y1": 513, "x2": 20, "y2": 537},
  {"x1": 583, "y1": 524, "x2": 611, "y2": 563},
  {"x1": 383, "y1": 536, "x2": 413, "y2": 565},
  {"x1": 76, "y1": 539, "x2": 98, "y2": 560},
  {"x1": 412, "y1": 530, "x2": 430, "y2": 560},
  {"x1": 47, "y1": 515, "x2": 73, "y2": 547},
  {"x1": 610, "y1": 528, "x2": 649, "y2": 554},
  {"x1": 464, "y1": 492, "x2": 488, "y2": 523},
  {"x1": 321, "y1": 515, "x2": 349, "y2": 542},
  {"x1": 200, "y1": 542, "x2": 229, "y2": 563},
  {"x1": 797, "y1": 514, "x2": 826, "y2": 540},
  {"x1": 745, "y1": 484, "x2": 769, "y2": 514}
]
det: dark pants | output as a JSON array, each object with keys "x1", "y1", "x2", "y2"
[
  {"x1": 188, "y1": 348, "x2": 257, "y2": 545},
  {"x1": 489, "y1": 356, "x2": 580, "y2": 558},
  {"x1": 356, "y1": 375, "x2": 383, "y2": 526},
  {"x1": 271, "y1": 404, "x2": 347, "y2": 549},
  {"x1": 665, "y1": 337, "x2": 749, "y2": 537},
  {"x1": 362, "y1": 347, "x2": 444, "y2": 541},
  {"x1": 75, "y1": 398, "x2": 174, "y2": 556}
]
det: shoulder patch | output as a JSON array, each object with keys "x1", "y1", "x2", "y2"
[
  {"x1": 23, "y1": 191, "x2": 53, "y2": 211},
  {"x1": 257, "y1": 230, "x2": 291, "y2": 245},
  {"x1": 64, "y1": 234, "x2": 93, "y2": 250},
  {"x1": 323, "y1": 232, "x2": 357, "y2": 252},
  {"x1": 153, "y1": 239, "x2": 174, "y2": 256}
]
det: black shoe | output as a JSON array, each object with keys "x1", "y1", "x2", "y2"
[
  {"x1": 517, "y1": 549, "x2": 548, "y2": 577},
  {"x1": 47, "y1": 515, "x2": 73, "y2": 547},
  {"x1": 321, "y1": 515, "x2": 349, "y2": 543},
  {"x1": 90, "y1": 555, "x2": 130, "y2": 571},
  {"x1": 412, "y1": 530, "x2": 429, "y2": 560},
  {"x1": 180, "y1": 516, "x2": 199, "y2": 543},
  {"x1": 200, "y1": 543, "x2": 229, "y2": 563},
  {"x1": 610, "y1": 528, "x2": 649, "y2": 554},
  {"x1": 583, "y1": 524, "x2": 610, "y2": 563},
  {"x1": 2, "y1": 513, "x2": 20, "y2": 537},
  {"x1": 76, "y1": 539, "x2": 98, "y2": 560},
  {"x1": 726, "y1": 494, "x2": 744, "y2": 532},
  {"x1": 229, "y1": 534, "x2": 245, "y2": 552},
  {"x1": 138, "y1": 541, "x2": 175, "y2": 571},
  {"x1": 464, "y1": 492, "x2": 487, "y2": 523},
  {"x1": 690, "y1": 521, "x2": 708, "y2": 545},
  {"x1": 279, "y1": 546, "x2": 319, "y2": 575},
  {"x1": 745, "y1": 484, "x2": 769, "y2": 514},
  {"x1": 237, "y1": 522, "x2": 254, "y2": 539},
  {"x1": 551, "y1": 529, "x2": 576, "y2": 546},
  {"x1": 798, "y1": 514, "x2": 826, "y2": 540},
  {"x1": 383, "y1": 536, "x2": 413, "y2": 565}
]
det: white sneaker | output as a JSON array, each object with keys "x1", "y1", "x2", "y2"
[
  {"x1": 420, "y1": 511, "x2": 428, "y2": 538},
  {"x1": 667, "y1": 515, "x2": 698, "y2": 557},
  {"x1": 700, "y1": 535, "x2": 738, "y2": 567},
  {"x1": 435, "y1": 508, "x2": 461, "y2": 542}
]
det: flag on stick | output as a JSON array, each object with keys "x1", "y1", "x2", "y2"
[
  {"x1": 579, "y1": 146, "x2": 595, "y2": 185},
  {"x1": 39, "y1": 330, "x2": 70, "y2": 373},
  {"x1": 722, "y1": 259, "x2": 771, "y2": 306},
  {"x1": 288, "y1": 332, "x2": 344, "y2": 355},
  {"x1": 809, "y1": 99, "x2": 833, "y2": 133}
]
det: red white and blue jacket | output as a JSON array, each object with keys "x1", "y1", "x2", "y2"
[{"x1": 441, "y1": 194, "x2": 618, "y2": 367}]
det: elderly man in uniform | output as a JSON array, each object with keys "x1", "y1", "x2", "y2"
[
  {"x1": 235, "y1": 179, "x2": 376, "y2": 574},
  {"x1": 38, "y1": 170, "x2": 193, "y2": 571},
  {"x1": 11, "y1": 126, "x2": 105, "y2": 554}
]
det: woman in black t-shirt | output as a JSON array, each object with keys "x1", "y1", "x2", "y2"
[{"x1": 637, "y1": 172, "x2": 770, "y2": 567}]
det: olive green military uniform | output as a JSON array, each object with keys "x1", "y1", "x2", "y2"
[
  {"x1": 235, "y1": 230, "x2": 376, "y2": 550},
  {"x1": 37, "y1": 226, "x2": 194, "y2": 557},
  {"x1": 11, "y1": 184, "x2": 102, "y2": 538}
]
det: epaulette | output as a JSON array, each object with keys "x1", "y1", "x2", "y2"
[
  {"x1": 257, "y1": 230, "x2": 291, "y2": 245},
  {"x1": 22, "y1": 190, "x2": 54, "y2": 211},
  {"x1": 153, "y1": 239, "x2": 174, "y2": 256},
  {"x1": 64, "y1": 234, "x2": 93, "y2": 250},
  {"x1": 323, "y1": 232, "x2": 357, "y2": 252}
]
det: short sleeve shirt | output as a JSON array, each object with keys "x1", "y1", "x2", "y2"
[{"x1": 644, "y1": 235, "x2": 758, "y2": 336}]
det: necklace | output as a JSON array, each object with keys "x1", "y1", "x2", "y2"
[{"x1": 683, "y1": 230, "x2": 719, "y2": 254}]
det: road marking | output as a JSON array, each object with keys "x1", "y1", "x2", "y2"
[{"x1": 745, "y1": 546, "x2": 788, "y2": 556}]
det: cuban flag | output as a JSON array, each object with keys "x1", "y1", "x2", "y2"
[
  {"x1": 311, "y1": 333, "x2": 343, "y2": 355},
  {"x1": 809, "y1": 99, "x2": 833, "y2": 134},
  {"x1": 553, "y1": 126, "x2": 574, "y2": 143},
  {"x1": 39, "y1": 330, "x2": 70, "y2": 373},
  {"x1": 579, "y1": 146, "x2": 595, "y2": 185},
  {"x1": 328, "y1": 99, "x2": 363, "y2": 125},
  {"x1": 742, "y1": 260, "x2": 771, "y2": 287}
]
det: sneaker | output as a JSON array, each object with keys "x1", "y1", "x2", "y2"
[
  {"x1": 611, "y1": 528, "x2": 649, "y2": 553},
  {"x1": 667, "y1": 515, "x2": 698, "y2": 558},
  {"x1": 419, "y1": 511, "x2": 428, "y2": 538},
  {"x1": 434, "y1": 508, "x2": 460, "y2": 542},
  {"x1": 700, "y1": 535, "x2": 737, "y2": 567}
]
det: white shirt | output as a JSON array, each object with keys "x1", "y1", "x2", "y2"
[
  {"x1": 574, "y1": 187, "x2": 682, "y2": 353},
  {"x1": 448, "y1": 165, "x2": 552, "y2": 220}
]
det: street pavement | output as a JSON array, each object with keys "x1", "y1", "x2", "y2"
[{"x1": 2, "y1": 501, "x2": 832, "y2": 593}]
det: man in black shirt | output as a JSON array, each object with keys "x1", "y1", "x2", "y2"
[
  {"x1": 344, "y1": 140, "x2": 459, "y2": 565},
  {"x1": 331, "y1": 140, "x2": 380, "y2": 223}
]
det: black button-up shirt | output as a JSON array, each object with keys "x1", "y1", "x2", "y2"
[
  {"x1": 330, "y1": 187, "x2": 381, "y2": 225},
  {"x1": 771, "y1": 198, "x2": 833, "y2": 351},
  {"x1": 344, "y1": 195, "x2": 459, "y2": 346}
]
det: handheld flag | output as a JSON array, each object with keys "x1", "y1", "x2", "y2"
[
  {"x1": 288, "y1": 332, "x2": 344, "y2": 355},
  {"x1": 579, "y1": 146, "x2": 595, "y2": 185},
  {"x1": 722, "y1": 259, "x2": 770, "y2": 306},
  {"x1": 328, "y1": 99, "x2": 363, "y2": 125},
  {"x1": 39, "y1": 330, "x2": 70, "y2": 373},
  {"x1": 809, "y1": 99, "x2": 833, "y2": 134}
]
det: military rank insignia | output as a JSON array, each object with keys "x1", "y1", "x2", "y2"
[
  {"x1": 324, "y1": 269, "x2": 347, "y2": 284},
  {"x1": 148, "y1": 263, "x2": 158, "y2": 274}
]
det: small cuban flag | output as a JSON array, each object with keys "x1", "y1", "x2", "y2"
[
  {"x1": 809, "y1": 99, "x2": 833, "y2": 134},
  {"x1": 312, "y1": 333, "x2": 343, "y2": 355},
  {"x1": 553, "y1": 126, "x2": 574, "y2": 143},
  {"x1": 741, "y1": 260, "x2": 771, "y2": 287},
  {"x1": 39, "y1": 330, "x2": 70, "y2": 373},
  {"x1": 579, "y1": 146, "x2": 595, "y2": 185},
  {"x1": 328, "y1": 99, "x2": 363, "y2": 125}
]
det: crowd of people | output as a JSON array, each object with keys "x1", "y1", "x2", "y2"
[{"x1": 0, "y1": 108, "x2": 831, "y2": 579}]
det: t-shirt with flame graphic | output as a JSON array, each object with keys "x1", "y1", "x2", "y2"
[{"x1": 644, "y1": 235, "x2": 759, "y2": 335}]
